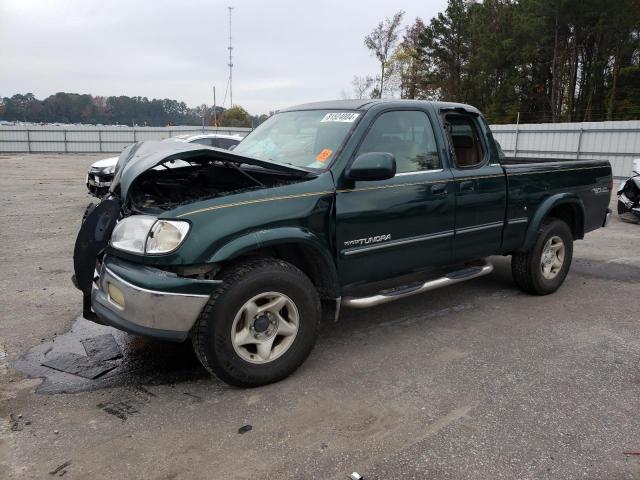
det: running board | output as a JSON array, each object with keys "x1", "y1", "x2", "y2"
[{"x1": 341, "y1": 261, "x2": 494, "y2": 309}]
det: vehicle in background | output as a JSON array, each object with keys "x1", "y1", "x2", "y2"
[
  {"x1": 86, "y1": 133, "x2": 244, "y2": 197},
  {"x1": 74, "y1": 100, "x2": 612, "y2": 387},
  {"x1": 617, "y1": 158, "x2": 640, "y2": 222}
]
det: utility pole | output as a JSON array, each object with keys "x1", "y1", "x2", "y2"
[
  {"x1": 227, "y1": 6, "x2": 234, "y2": 108},
  {"x1": 213, "y1": 85, "x2": 217, "y2": 127}
]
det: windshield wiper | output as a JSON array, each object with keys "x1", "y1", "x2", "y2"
[
  {"x1": 267, "y1": 159, "x2": 315, "y2": 173},
  {"x1": 284, "y1": 162, "x2": 314, "y2": 172}
]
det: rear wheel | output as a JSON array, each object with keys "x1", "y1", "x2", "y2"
[
  {"x1": 192, "y1": 257, "x2": 321, "y2": 387},
  {"x1": 511, "y1": 218, "x2": 573, "y2": 295}
]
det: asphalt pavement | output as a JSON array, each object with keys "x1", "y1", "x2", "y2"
[{"x1": 1, "y1": 154, "x2": 639, "y2": 479}]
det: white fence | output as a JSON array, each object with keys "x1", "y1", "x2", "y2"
[
  {"x1": 1, "y1": 120, "x2": 638, "y2": 178},
  {"x1": 491, "y1": 120, "x2": 640, "y2": 178},
  {"x1": 0, "y1": 125, "x2": 252, "y2": 154}
]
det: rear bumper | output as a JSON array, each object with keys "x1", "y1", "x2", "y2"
[{"x1": 91, "y1": 256, "x2": 220, "y2": 342}]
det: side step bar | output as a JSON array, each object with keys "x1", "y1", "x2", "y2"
[{"x1": 341, "y1": 261, "x2": 494, "y2": 309}]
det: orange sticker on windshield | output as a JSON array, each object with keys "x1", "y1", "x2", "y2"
[{"x1": 316, "y1": 148, "x2": 333, "y2": 163}]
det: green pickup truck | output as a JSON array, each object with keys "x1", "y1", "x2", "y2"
[{"x1": 74, "y1": 100, "x2": 613, "y2": 386}]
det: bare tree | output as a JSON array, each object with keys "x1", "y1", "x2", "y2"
[
  {"x1": 351, "y1": 75, "x2": 376, "y2": 99},
  {"x1": 364, "y1": 11, "x2": 405, "y2": 98}
]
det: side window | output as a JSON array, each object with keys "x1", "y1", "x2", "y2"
[
  {"x1": 446, "y1": 115, "x2": 485, "y2": 168},
  {"x1": 357, "y1": 111, "x2": 440, "y2": 173}
]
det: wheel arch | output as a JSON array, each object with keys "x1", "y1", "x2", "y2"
[
  {"x1": 207, "y1": 227, "x2": 340, "y2": 299},
  {"x1": 522, "y1": 194, "x2": 584, "y2": 251}
]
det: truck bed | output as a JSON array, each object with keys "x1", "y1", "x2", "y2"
[{"x1": 499, "y1": 157, "x2": 612, "y2": 253}]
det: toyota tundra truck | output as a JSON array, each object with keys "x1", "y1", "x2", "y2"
[{"x1": 73, "y1": 100, "x2": 613, "y2": 387}]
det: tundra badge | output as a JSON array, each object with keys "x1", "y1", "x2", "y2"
[{"x1": 344, "y1": 234, "x2": 391, "y2": 247}]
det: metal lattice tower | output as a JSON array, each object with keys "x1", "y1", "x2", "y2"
[{"x1": 227, "y1": 6, "x2": 234, "y2": 108}]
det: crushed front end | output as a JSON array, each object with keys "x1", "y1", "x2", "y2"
[
  {"x1": 617, "y1": 176, "x2": 640, "y2": 220},
  {"x1": 90, "y1": 255, "x2": 218, "y2": 341},
  {"x1": 72, "y1": 140, "x2": 311, "y2": 341}
]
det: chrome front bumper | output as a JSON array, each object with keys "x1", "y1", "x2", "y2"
[{"x1": 91, "y1": 257, "x2": 219, "y2": 342}]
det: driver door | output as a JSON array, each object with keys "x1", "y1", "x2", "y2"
[{"x1": 335, "y1": 109, "x2": 455, "y2": 288}]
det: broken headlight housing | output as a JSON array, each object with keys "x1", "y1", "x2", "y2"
[
  {"x1": 110, "y1": 215, "x2": 190, "y2": 254},
  {"x1": 146, "y1": 220, "x2": 191, "y2": 254}
]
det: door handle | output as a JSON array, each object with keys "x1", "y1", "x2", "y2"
[
  {"x1": 459, "y1": 180, "x2": 475, "y2": 192},
  {"x1": 431, "y1": 183, "x2": 448, "y2": 196}
]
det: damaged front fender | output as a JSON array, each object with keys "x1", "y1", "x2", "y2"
[{"x1": 73, "y1": 196, "x2": 121, "y2": 293}]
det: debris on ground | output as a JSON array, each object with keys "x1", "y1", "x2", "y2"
[
  {"x1": 42, "y1": 352, "x2": 117, "y2": 379},
  {"x1": 48, "y1": 460, "x2": 71, "y2": 476},
  {"x1": 40, "y1": 333, "x2": 122, "y2": 379},
  {"x1": 80, "y1": 334, "x2": 122, "y2": 361},
  {"x1": 97, "y1": 386, "x2": 155, "y2": 422},
  {"x1": 349, "y1": 473, "x2": 363, "y2": 480},
  {"x1": 183, "y1": 392, "x2": 203, "y2": 403},
  {"x1": 97, "y1": 400, "x2": 139, "y2": 422},
  {"x1": 238, "y1": 424, "x2": 253, "y2": 434},
  {"x1": 10, "y1": 413, "x2": 24, "y2": 431}
]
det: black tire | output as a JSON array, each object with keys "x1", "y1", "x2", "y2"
[
  {"x1": 511, "y1": 218, "x2": 573, "y2": 295},
  {"x1": 191, "y1": 257, "x2": 321, "y2": 387},
  {"x1": 617, "y1": 199, "x2": 628, "y2": 215}
]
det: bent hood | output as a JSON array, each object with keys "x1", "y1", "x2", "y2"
[{"x1": 110, "y1": 140, "x2": 311, "y2": 201}]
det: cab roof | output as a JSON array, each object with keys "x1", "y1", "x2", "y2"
[{"x1": 282, "y1": 99, "x2": 481, "y2": 115}]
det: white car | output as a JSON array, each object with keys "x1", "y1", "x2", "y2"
[{"x1": 86, "y1": 133, "x2": 244, "y2": 196}]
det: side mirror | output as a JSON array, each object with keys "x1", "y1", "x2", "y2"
[{"x1": 345, "y1": 152, "x2": 396, "y2": 181}]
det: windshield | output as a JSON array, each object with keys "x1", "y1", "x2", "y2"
[{"x1": 233, "y1": 110, "x2": 361, "y2": 170}]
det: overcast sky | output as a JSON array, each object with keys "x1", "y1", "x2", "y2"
[{"x1": 0, "y1": 0, "x2": 447, "y2": 115}]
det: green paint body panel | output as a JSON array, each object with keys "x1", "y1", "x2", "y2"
[
  {"x1": 104, "y1": 255, "x2": 220, "y2": 296},
  {"x1": 105, "y1": 100, "x2": 613, "y2": 297}
]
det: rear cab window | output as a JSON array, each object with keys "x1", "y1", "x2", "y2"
[{"x1": 445, "y1": 115, "x2": 486, "y2": 168}]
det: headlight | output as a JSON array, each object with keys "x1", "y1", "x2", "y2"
[
  {"x1": 146, "y1": 220, "x2": 191, "y2": 254},
  {"x1": 102, "y1": 164, "x2": 116, "y2": 175},
  {"x1": 110, "y1": 216, "x2": 190, "y2": 254},
  {"x1": 110, "y1": 215, "x2": 157, "y2": 254}
]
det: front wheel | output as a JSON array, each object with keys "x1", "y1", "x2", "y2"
[
  {"x1": 511, "y1": 218, "x2": 573, "y2": 295},
  {"x1": 192, "y1": 257, "x2": 321, "y2": 387}
]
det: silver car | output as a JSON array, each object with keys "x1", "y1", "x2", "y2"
[{"x1": 86, "y1": 133, "x2": 244, "y2": 196}]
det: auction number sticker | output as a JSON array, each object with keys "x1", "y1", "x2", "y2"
[{"x1": 320, "y1": 112, "x2": 360, "y2": 123}]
